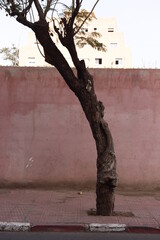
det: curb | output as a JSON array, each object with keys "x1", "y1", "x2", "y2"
[
  {"x1": 0, "y1": 222, "x2": 31, "y2": 232},
  {"x1": 0, "y1": 222, "x2": 160, "y2": 233},
  {"x1": 88, "y1": 223, "x2": 126, "y2": 232},
  {"x1": 126, "y1": 226, "x2": 160, "y2": 234},
  {"x1": 31, "y1": 224, "x2": 160, "y2": 234},
  {"x1": 31, "y1": 223, "x2": 126, "y2": 232},
  {"x1": 31, "y1": 224, "x2": 86, "y2": 232}
]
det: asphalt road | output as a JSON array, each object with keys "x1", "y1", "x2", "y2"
[{"x1": 0, "y1": 232, "x2": 159, "y2": 240}]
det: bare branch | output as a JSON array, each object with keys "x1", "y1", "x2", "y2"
[
  {"x1": 31, "y1": 5, "x2": 36, "y2": 22},
  {"x1": 22, "y1": 0, "x2": 34, "y2": 16},
  {"x1": 69, "y1": 0, "x2": 81, "y2": 29},
  {"x1": 74, "y1": 0, "x2": 99, "y2": 36},
  {"x1": 33, "y1": 0, "x2": 44, "y2": 19},
  {"x1": 51, "y1": 0, "x2": 59, "y2": 19},
  {"x1": 44, "y1": 0, "x2": 52, "y2": 18},
  {"x1": 35, "y1": 38, "x2": 45, "y2": 57},
  {"x1": 53, "y1": 20, "x2": 63, "y2": 41},
  {"x1": 16, "y1": 15, "x2": 34, "y2": 28}
]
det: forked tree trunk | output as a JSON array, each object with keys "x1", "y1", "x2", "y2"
[{"x1": 32, "y1": 20, "x2": 117, "y2": 216}]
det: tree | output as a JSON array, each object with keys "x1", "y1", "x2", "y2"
[
  {"x1": 0, "y1": 44, "x2": 19, "y2": 66},
  {"x1": 0, "y1": 0, "x2": 117, "y2": 215},
  {"x1": 60, "y1": 6, "x2": 106, "y2": 52}
]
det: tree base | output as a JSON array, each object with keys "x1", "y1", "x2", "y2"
[{"x1": 96, "y1": 182, "x2": 115, "y2": 216}]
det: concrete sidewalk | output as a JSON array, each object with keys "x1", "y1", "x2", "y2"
[{"x1": 0, "y1": 189, "x2": 159, "y2": 231}]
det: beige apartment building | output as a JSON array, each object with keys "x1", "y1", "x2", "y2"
[{"x1": 19, "y1": 18, "x2": 132, "y2": 68}]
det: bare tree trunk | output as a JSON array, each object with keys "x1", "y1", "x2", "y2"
[
  {"x1": 33, "y1": 21, "x2": 117, "y2": 216},
  {"x1": 77, "y1": 79, "x2": 117, "y2": 216},
  {"x1": 96, "y1": 183, "x2": 115, "y2": 215},
  {"x1": 96, "y1": 133, "x2": 117, "y2": 215},
  {"x1": 95, "y1": 118, "x2": 117, "y2": 215}
]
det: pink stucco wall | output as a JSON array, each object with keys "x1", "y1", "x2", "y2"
[{"x1": 0, "y1": 66, "x2": 160, "y2": 188}]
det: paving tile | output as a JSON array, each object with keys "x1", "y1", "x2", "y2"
[{"x1": 0, "y1": 189, "x2": 159, "y2": 228}]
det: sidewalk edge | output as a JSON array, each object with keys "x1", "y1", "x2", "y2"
[
  {"x1": 31, "y1": 223, "x2": 126, "y2": 232},
  {"x1": 0, "y1": 222, "x2": 31, "y2": 232},
  {"x1": 88, "y1": 223, "x2": 126, "y2": 232},
  {"x1": 0, "y1": 222, "x2": 160, "y2": 233}
]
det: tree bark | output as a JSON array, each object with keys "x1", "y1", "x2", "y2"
[
  {"x1": 96, "y1": 118, "x2": 117, "y2": 215},
  {"x1": 73, "y1": 74, "x2": 117, "y2": 216},
  {"x1": 32, "y1": 20, "x2": 117, "y2": 216},
  {"x1": 96, "y1": 183, "x2": 115, "y2": 215}
]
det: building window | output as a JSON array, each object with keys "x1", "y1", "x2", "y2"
[
  {"x1": 108, "y1": 28, "x2": 114, "y2": 32},
  {"x1": 28, "y1": 57, "x2": 36, "y2": 65},
  {"x1": 95, "y1": 58, "x2": 102, "y2": 65},
  {"x1": 115, "y1": 58, "x2": 123, "y2": 66},
  {"x1": 81, "y1": 28, "x2": 88, "y2": 33},
  {"x1": 110, "y1": 42, "x2": 118, "y2": 48}
]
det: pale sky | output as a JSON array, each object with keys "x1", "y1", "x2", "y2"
[{"x1": 1, "y1": 0, "x2": 160, "y2": 68}]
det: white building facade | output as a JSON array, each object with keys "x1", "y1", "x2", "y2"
[{"x1": 19, "y1": 18, "x2": 132, "y2": 68}]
